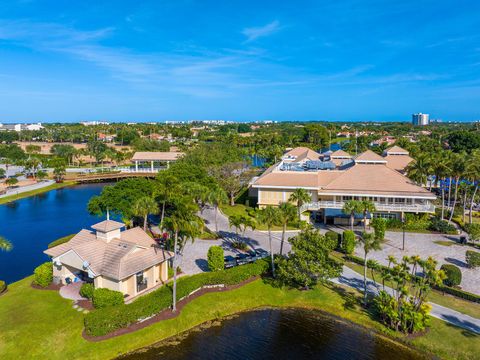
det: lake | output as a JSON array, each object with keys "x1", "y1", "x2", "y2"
[
  {"x1": 0, "y1": 183, "x2": 106, "y2": 284},
  {"x1": 119, "y1": 309, "x2": 427, "y2": 360}
]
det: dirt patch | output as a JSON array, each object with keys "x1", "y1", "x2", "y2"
[
  {"x1": 31, "y1": 282, "x2": 62, "y2": 291},
  {"x1": 83, "y1": 276, "x2": 258, "y2": 342}
]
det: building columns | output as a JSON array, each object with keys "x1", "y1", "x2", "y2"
[
  {"x1": 135, "y1": 160, "x2": 138, "y2": 172},
  {"x1": 151, "y1": 160, "x2": 154, "y2": 172}
]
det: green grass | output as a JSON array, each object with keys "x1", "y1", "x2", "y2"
[
  {"x1": 0, "y1": 181, "x2": 77, "y2": 205},
  {"x1": 198, "y1": 226, "x2": 220, "y2": 240},
  {"x1": 433, "y1": 240, "x2": 456, "y2": 247},
  {"x1": 0, "y1": 275, "x2": 478, "y2": 359},
  {"x1": 48, "y1": 234, "x2": 76, "y2": 248},
  {"x1": 220, "y1": 204, "x2": 299, "y2": 231},
  {"x1": 332, "y1": 252, "x2": 480, "y2": 319}
]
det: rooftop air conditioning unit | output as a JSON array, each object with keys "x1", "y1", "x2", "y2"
[{"x1": 82, "y1": 260, "x2": 90, "y2": 269}]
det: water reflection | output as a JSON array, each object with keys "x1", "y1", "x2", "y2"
[{"x1": 119, "y1": 309, "x2": 428, "y2": 360}]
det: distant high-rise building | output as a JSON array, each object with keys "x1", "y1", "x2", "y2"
[{"x1": 412, "y1": 113, "x2": 429, "y2": 126}]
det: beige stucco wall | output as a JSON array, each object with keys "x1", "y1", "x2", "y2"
[
  {"x1": 96, "y1": 276, "x2": 121, "y2": 292},
  {"x1": 258, "y1": 188, "x2": 317, "y2": 207},
  {"x1": 122, "y1": 275, "x2": 135, "y2": 296}
]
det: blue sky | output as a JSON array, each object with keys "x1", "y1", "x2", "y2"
[{"x1": 0, "y1": 0, "x2": 479, "y2": 122}]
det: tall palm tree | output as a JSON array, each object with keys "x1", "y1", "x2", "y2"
[
  {"x1": 132, "y1": 196, "x2": 159, "y2": 231},
  {"x1": 156, "y1": 174, "x2": 178, "y2": 229},
  {"x1": 431, "y1": 152, "x2": 451, "y2": 220},
  {"x1": 359, "y1": 200, "x2": 376, "y2": 232},
  {"x1": 256, "y1": 206, "x2": 279, "y2": 277},
  {"x1": 240, "y1": 215, "x2": 256, "y2": 237},
  {"x1": 288, "y1": 188, "x2": 311, "y2": 219},
  {"x1": 358, "y1": 231, "x2": 382, "y2": 305},
  {"x1": 164, "y1": 197, "x2": 203, "y2": 312},
  {"x1": 0, "y1": 236, "x2": 12, "y2": 252},
  {"x1": 277, "y1": 202, "x2": 297, "y2": 255},
  {"x1": 207, "y1": 187, "x2": 228, "y2": 232},
  {"x1": 448, "y1": 153, "x2": 466, "y2": 222},
  {"x1": 342, "y1": 200, "x2": 361, "y2": 230},
  {"x1": 406, "y1": 154, "x2": 432, "y2": 187},
  {"x1": 466, "y1": 150, "x2": 480, "y2": 224}
]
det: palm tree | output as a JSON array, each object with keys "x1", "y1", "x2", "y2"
[
  {"x1": 448, "y1": 153, "x2": 466, "y2": 222},
  {"x1": 466, "y1": 150, "x2": 480, "y2": 224},
  {"x1": 277, "y1": 202, "x2": 297, "y2": 255},
  {"x1": 256, "y1": 206, "x2": 279, "y2": 277},
  {"x1": 207, "y1": 187, "x2": 228, "y2": 232},
  {"x1": 431, "y1": 153, "x2": 451, "y2": 220},
  {"x1": 288, "y1": 188, "x2": 311, "y2": 219},
  {"x1": 358, "y1": 231, "x2": 382, "y2": 305},
  {"x1": 156, "y1": 174, "x2": 178, "y2": 229},
  {"x1": 406, "y1": 154, "x2": 432, "y2": 187},
  {"x1": 359, "y1": 200, "x2": 376, "y2": 232},
  {"x1": 132, "y1": 196, "x2": 159, "y2": 231},
  {"x1": 240, "y1": 215, "x2": 256, "y2": 237},
  {"x1": 164, "y1": 197, "x2": 204, "y2": 312},
  {"x1": 342, "y1": 200, "x2": 361, "y2": 230},
  {"x1": 0, "y1": 236, "x2": 12, "y2": 252},
  {"x1": 228, "y1": 215, "x2": 243, "y2": 236}
]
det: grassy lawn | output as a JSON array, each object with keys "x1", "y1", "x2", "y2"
[
  {"x1": 332, "y1": 252, "x2": 480, "y2": 319},
  {"x1": 433, "y1": 240, "x2": 456, "y2": 247},
  {"x1": 220, "y1": 204, "x2": 299, "y2": 231},
  {"x1": 0, "y1": 275, "x2": 479, "y2": 359},
  {"x1": 0, "y1": 181, "x2": 77, "y2": 205}
]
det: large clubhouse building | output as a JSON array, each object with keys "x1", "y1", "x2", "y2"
[
  {"x1": 45, "y1": 219, "x2": 173, "y2": 299},
  {"x1": 250, "y1": 146, "x2": 436, "y2": 225}
]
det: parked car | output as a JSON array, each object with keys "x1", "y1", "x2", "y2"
[{"x1": 224, "y1": 255, "x2": 236, "y2": 269}]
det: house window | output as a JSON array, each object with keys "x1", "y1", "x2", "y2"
[{"x1": 136, "y1": 271, "x2": 147, "y2": 293}]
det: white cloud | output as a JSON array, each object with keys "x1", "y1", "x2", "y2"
[{"x1": 242, "y1": 20, "x2": 281, "y2": 42}]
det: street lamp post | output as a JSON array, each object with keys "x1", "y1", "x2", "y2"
[{"x1": 402, "y1": 218, "x2": 406, "y2": 251}]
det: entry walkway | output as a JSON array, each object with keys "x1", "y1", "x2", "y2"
[{"x1": 333, "y1": 266, "x2": 480, "y2": 334}]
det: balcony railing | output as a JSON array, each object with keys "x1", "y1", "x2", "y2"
[{"x1": 300, "y1": 201, "x2": 435, "y2": 214}]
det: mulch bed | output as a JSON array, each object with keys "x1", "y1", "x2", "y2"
[
  {"x1": 83, "y1": 276, "x2": 258, "y2": 342},
  {"x1": 77, "y1": 299, "x2": 94, "y2": 311},
  {"x1": 31, "y1": 282, "x2": 62, "y2": 291}
]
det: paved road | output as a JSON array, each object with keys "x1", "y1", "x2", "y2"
[{"x1": 334, "y1": 266, "x2": 480, "y2": 334}]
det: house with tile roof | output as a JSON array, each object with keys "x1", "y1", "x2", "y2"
[
  {"x1": 44, "y1": 219, "x2": 173, "y2": 298},
  {"x1": 249, "y1": 146, "x2": 435, "y2": 225}
]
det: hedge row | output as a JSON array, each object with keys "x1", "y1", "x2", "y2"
[
  {"x1": 84, "y1": 259, "x2": 270, "y2": 336},
  {"x1": 344, "y1": 254, "x2": 480, "y2": 303}
]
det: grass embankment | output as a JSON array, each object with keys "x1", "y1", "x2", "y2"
[
  {"x1": 0, "y1": 181, "x2": 77, "y2": 205},
  {"x1": 220, "y1": 204, "x2": 299, "y2": 231},
  {"x1": 332, "y1": 252, "x2": 480, "y2": 319},
  {"x1": 0, "y1": 276, "x2": 478, "y2": 359}
]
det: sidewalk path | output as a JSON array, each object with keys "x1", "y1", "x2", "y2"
[
  {"x1": 333, "y1": 266, "x2": 480, "y2": 334},
  {"x1": 0, "y1": 180, "x2": 55, "y2": 198}
]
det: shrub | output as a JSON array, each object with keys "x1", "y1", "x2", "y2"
[
  {"x1": 80, "y1": 283, "x2": 95, "y2": 299},
  {"x1": 371, "y1": 218, "x2": 387, "y2": 241},
  {"x1": 466, "y1": 250, "x2": 480, "y2": 269},
  {"x1": 0, "y1": 280, "x2": 6, "y2": 294},
  {"x1": 84, "y1": 259, "x2": 269, "y2": 336},
  {"x1": 324, "y1": 231, "x2": 340, "y2": 251},
  {"x1": 207, "y1": 246, "x2": 224, "y2": 272},
  {"x1": 342, "y1": 230, "x2": 356, "y2": 255},
  {"x1": 33, "y1": 262, "x2": 53, "y2": 288},
  {"x1": 428, "y1": 217, "x2": 457, "y2": 234},
  {"x1": 440, "y1": 264, "x2": 462, "y2": 287},
  {"x1": 92, "y1": 288, "x2": 124, "y2": 309}
]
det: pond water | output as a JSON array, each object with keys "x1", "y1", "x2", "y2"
[
  {"x1": 0, "y1": 183, "x2": 106, "y2": 284},
  {"x1": 119, "y1": 309, "x2": 427, "y2": 360}
]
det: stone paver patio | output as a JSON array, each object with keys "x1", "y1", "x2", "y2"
[{"x1": 59, "y1": 282, "x2": 84, "y2": 301}]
